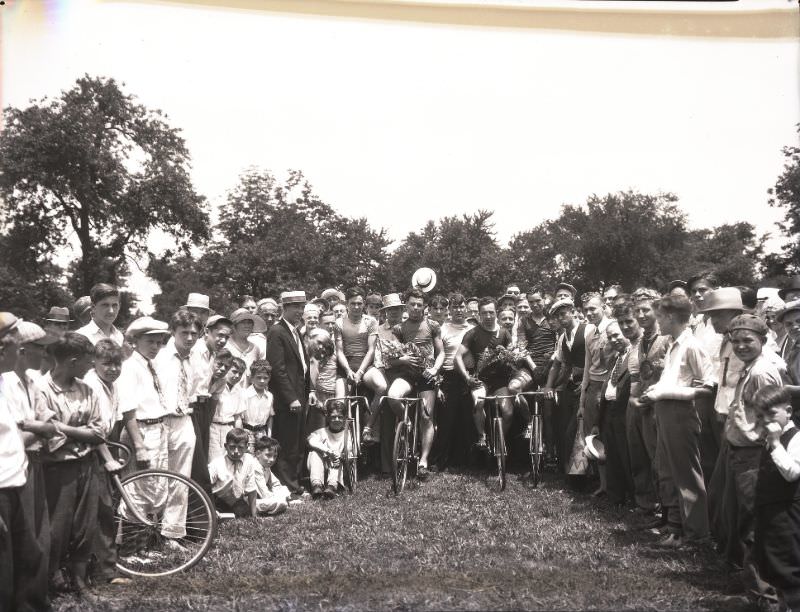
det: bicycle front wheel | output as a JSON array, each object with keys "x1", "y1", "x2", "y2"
[
  {"x1": 493, "y1": 418, "x2": 507, "y2": 492},
  {"x1": 115, "y1": 469, "x2": 217, "y2": 577},
  {"x1": 343, "y1": 420, "x2": 358, "y2": 494},
  {"x1": 392, "y1": 421, "x2": 410, "y2": 495},
  {"x1": 529, "y1": 414, "x2": 543, "y2": 488}
]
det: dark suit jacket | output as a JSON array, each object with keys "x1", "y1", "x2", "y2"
[{"x1": 266, "y1": 318, "x2": 310, "y2": 409}]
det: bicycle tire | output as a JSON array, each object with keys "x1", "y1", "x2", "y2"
[
  {"x1": 392, "y1": 420, "x2": 409, "y2": 495},
  {"x1": 114, "y1": 469, "x2": 217, "y2": 577},
  {"x1": 530, "y1": 414, "x2": 543, "y2": 487},
  {"x1": 494, "y1": 418, "x2": 506, "y2": 492},
  {"x1": 343, "y1": 420, "x2": 358, "y2": 494}
]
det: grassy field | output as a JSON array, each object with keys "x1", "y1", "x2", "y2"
[{"x1": 55, "y1": 469, "x2": 755, "y2": 611}]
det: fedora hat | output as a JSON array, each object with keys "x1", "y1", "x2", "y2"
[
  {"x1": 411, "y1": 268, "x2": 437, "y2": 293},
  {"x1": 380, "y1": 293, "x2": 405, "y2": 311},
  {"x1": 698, "y1": 287, "x2": 744, "y2": 313},
  {"x1": 184, "y1": 293, "x2": 210, "y2": 311},
  {"x1": 779, "y1": 276, "x2": 800, "y2": 301},
  {"x1": 584, "y1": 434, "x2": 607, "y2": 464},
  {"x1": 43, "y1": 306, "x2": 73, "y2": 323},
  {"x1": 230, "y1": 308, "x2": 267, "y2": 333}
]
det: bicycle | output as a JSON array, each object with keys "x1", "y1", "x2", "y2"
[
  {"x1": 481, "y1": 394, "x2": 516, "y2": 492},
  {"x1": 322, "y1": 395, "x2": 369, "y2": 493},
  {"x1": 383, "y1": 395, "x2": 423, "y2": 495},
  {"x1": 516, "y1": 391, "x2": 548, "y2": 487},
  {"x1": 104, "y1": 440, "x2": 218, "y2": 577}
]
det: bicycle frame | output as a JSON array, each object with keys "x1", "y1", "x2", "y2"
[
  {"x1": 104, "y1": 439, "x2": 155, "y2": 526},
  {"x1": 482, "y1": 394, "x2": 515, "y2": 456}
]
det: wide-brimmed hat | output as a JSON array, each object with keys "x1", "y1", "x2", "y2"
[
  {"x1": 698, "y1": 287, "x2": 744, "y2": 313},
  {"x1": 184, "y1": 293, "x2": 210, "y2": 311},
  {"x1": 779, "y1": 276, "x2": 800, "y2": 301},
  {"x1": 412, "y1": 268, "x2": 437, "y2": 293},
  {"x1": 0, "y1": 312, "x2": 19, "y2": 340},
  {"x1": 15, "y1": 321, "x2": 58, "y2": 346},
  {"x1": 556, "y1": 282, "x2": 577, "y2": 297},
  {"x1": 584, "y1": 434, "x2": 607, "y2": 463},
  {"x1": 778, "y1": 299, "x2": 800, "y2": 323},
  {"x1": 549, "y1": 298, "x2": 575, "y2": 314},
  {"x1": 380, "y1": 293, "x2": 405, "y2": 311},
  {"x1": 43, "y1": 306, "x2": 73, "y2": 323},
  {"x1": 126, "y1": 316, "x2": 170, "y2": 338},
  {"x1": 73, "y1": 296, "x2": 92, "y2": 319},
  {"x1": 320, "y1": 288, "x2": 345, "y2": 302},
  {"x1": 229, "y1": 308, "x2": 267, "y2": 332}
]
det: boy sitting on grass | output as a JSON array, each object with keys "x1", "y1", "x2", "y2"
[
  {"x1": 307, "y1": 400, "x2": 346, "y2": 500},
  {"x1": 208, "y1": 428, "x2": 259, "y2": 518},
  {"x1": 253, "y1": 437, "x2": 290, "y2": 515}
]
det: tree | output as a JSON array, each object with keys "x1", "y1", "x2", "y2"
[
  {"x1": 768, "y1": 124, "x2": 800, "y2": 274},
  {"x1": 682, "y1": 222, "x2": 765, "y2": 287},
  {"x1": 385, "y1": 210, "x2": 511, "y2": 296},
  {"x1": 0, "y1": 75, "x2": 210, "y2": 294}
]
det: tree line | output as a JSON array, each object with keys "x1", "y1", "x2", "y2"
[{"x1": 0, "y1": 76, "x2": 798, "y2": 322}]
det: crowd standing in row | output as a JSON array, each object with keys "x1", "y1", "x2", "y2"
[{"x1": 3, "y1": 270, "x2": 800, "y2": 610}]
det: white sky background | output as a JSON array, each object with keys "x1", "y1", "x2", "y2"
[{"x1": 2, "y1": 0, "x2": 799, "y2": 305}]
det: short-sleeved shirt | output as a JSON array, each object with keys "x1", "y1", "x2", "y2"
[
  {"x1": 519, "y1": 318, "x2": 557, "y2": 368},
  {"x1": 390, "y1": 318, "x2": 441, "y2": 379},
  {"x1": 313, "y1": 356, "x2": 338, "y2": 395},
  {"x1": 461, "y1": 325, "x2": 512, "y2": 389},
  {"x1": 209, "y1": 453, "x2": 258, "y2": 503},
  {"x1": 240, "y1": 387, "x2": 273, "y2": 428},
  {"x1": 373, "y1": 323, "x2": 398, "y2": 370},
  {"x1": 726, "y1": 354, "x2": 783, "y2": 447},
  {"x1": 1, "y1": 371, "x2": 56, "y2": 452},
  {"x1": 75, "y1": 320, "x2": 125, "y2": 347},
  {"x1": 213, "y1": 385, "x2": 245, "y2": 423},
  {"x1": 337, "y1": 315, "x2": 378, "y2": 360},
  {"x1": 35, "y1": 373, "x2": 104, "y2": 462},
  {"x1": 117, "y1": 350, "x2": 168, "y2": 420},
  {"x1": 440, "y1": 322, "x2": 473, "y2": 371}
]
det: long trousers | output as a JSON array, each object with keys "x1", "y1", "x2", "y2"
[
  {"x1": 602, "y1": 398, "x2": 635, "y2": 505},
  {"x1": 626, "y1": 401, "x2": 658, "y2": 511}
]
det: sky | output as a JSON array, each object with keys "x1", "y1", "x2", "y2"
[{"x1": 2, "y1": 0, "x2": 799, "y2": 305}]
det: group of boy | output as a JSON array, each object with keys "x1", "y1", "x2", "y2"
[{"x1": 5, "y1": 273, "x2": 800, "y2": 609}]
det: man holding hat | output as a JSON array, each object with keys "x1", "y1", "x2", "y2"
[
  {"x1": 76, "y1": 283, "x2": 124, "y2": 347},
  {"x1": 267, "y1": 291, "x2": 310, "y2": 498}
]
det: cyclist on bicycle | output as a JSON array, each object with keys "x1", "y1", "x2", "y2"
[
  {"x1": 335, "y1": 287, "x2": 387, "y2": 444},
  {"x1": 454, "y1": 297, "x2": 514, "y2": 449},
  {"x1": 385, "y1": 289, "x2": 444, "y2": 480}
]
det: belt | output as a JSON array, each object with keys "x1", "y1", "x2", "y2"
[
  {"x1": 242, "y1": 423, "x2": 267, "y2": 432},
  {"x1": 137, "y1": 417, "x2": 164, "y2": 425},
  {"x1": 213, "y1": 420, "x2": 235, "y2": 426}
]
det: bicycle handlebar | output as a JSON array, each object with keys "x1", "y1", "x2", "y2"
[{"x1": 103, "y1": 439, "x2": 133, "y2": 469}]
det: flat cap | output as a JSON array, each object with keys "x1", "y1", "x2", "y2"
[
  {"x1": 0, "y1": 312, "x2": 19, "y2": 340},
  {"x1": 728, "y1": 314, "x2": 769, "y2": 336},
  {"x1": 126, "y1": 316, "x2": 169, "y2": 337},
  {"x1": 15, "y1": 321, "x2": 58, "y2": 346}
]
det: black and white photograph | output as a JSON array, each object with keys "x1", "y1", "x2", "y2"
[{"x1": 1, "y1": 0, "x2": 799, "y2": 610}]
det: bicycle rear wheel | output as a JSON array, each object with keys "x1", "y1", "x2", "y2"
[
  {"x1": 493, "y1": 418, "x2": 507, "y2": 492},
  {"x1": 392, "y1": 421, "x2": 410, "y2": 495},
  {"x1": 529, "y1": 414, "x2": 543, "y2": 487},
  {"x1": 343, "y1": 419, "x2": 358, "y2": 494},
  {"x1": 114, "y1": 469, "x2": 217, "y2": 577}
]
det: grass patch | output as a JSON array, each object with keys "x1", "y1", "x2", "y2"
[{"x1": 55, "y1": 470, "x2": 754, "y2": 611}]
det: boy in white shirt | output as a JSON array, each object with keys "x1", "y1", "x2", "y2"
[
  {"x1": 238, "y1": 360, "x2": 274, "y2": 453},
  {"x1": 307, "y1": 400, "x2": 346, "y2": 500},
  {"x1": 208, "y1": 428, "x2": 259, "y2": 518},
  {"x1": 252, "y1": 437, "x2": 289, "y2": 515},
  {"x1": 208, "y1": 357, "x2": 245, "y2": 462}
]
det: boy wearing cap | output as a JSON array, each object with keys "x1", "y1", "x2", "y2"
[
  {"x1": 267, "y1": 291, "x2": 310, "y2": 497},
  {"x1": 154, "y1": 310, "x2": 201, "y2": 543},
  {"x1": 641, "y1": 295, "x2": 715, "y2": 548},
  {"x1": 0, "y1": 314, "x2": 50, "y2": 611},
  {"x1": 716, "y1": 314, "x2": 782, "y2": 597},
  {"x1": 35, "y1": 333, "x2": 104, "y2": 592},
  {"x1": 76, "y1": 283, "x2": 124, "y2": 347}
]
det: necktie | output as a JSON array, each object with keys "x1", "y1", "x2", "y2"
[
  {"x1": 232, "y1": 461, "x2": 243, "y2": 499},
  {"x1": 611, "y1": 351, "x2": 625, "y2": 385},
  {"x1": 176, "y1": 353, "x2": 190, "y2": 415},
  {"x1": 147, "y1": 359, "x2": 168, "y2": 413},
  {"x1": 292, "y1": 325, "x2": 307, "y2": 374}
]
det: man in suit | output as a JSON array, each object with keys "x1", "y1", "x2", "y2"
[{"x1": 267, "y1": 291, "x2": 310, "y2": 497}]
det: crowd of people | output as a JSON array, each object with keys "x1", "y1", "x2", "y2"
[{"x1": 3, "y1": 268, "x2": 800, "y2": 611}]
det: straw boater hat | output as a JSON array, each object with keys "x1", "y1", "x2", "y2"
[
  {"x1": 697, "y1": 287, "x2": 743, "y2": 313},
  {"x1": 380, "y1": 293, "x2": 405, "y2": 311},
  {"x1": 584, "y1": 434, "x2": 607, "y2": 464},
  {"x1": 126, "y1": 317, "x2": 169, "y2": 338},
  {"x1": 229, "y1": 308, "x2": 267, "y2": 333},
  {"x1": 280, "y1": 291, "x2": 307, "y2": 305},
  {"x1": 411, "y1": 268, "x2": 437, "y2": 293},
  {"x1": 43, "y1": 306, "x2": 73, "y2": 323},
  {"x1": 15, "y1": 321, "x2": 58, "y2": 346},
  {"x1": 184, "y1": 293, "x2": 210, "y2": 311}
]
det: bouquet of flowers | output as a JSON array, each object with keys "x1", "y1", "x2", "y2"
[
  {"x1": 476, "y1": 344, "x2": 530, "y2": 378},
  {"x1": 381, "y1": 339, "x2": 434, "y2": 371}
]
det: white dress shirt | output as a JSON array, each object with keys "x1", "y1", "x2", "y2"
[
  {"x1": 76, "y1": 319, "x2": 125, "y2": 347},
  {"x1": 117, "y1": 350, "x2": 168, "y2": 420},
  {"x1": 154, "y1": 338, "x2": 194, "y2": 416},
  {"x1": 0, "y1": 384, "x2": 27, "y2": 488}
]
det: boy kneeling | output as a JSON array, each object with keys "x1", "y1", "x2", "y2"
[
  {"x1": 208, "y1": 428, "x2": 259, "y2": 518},
  {"x1": 307, "y1": 400, "x2": 346, "y2": 500}
]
